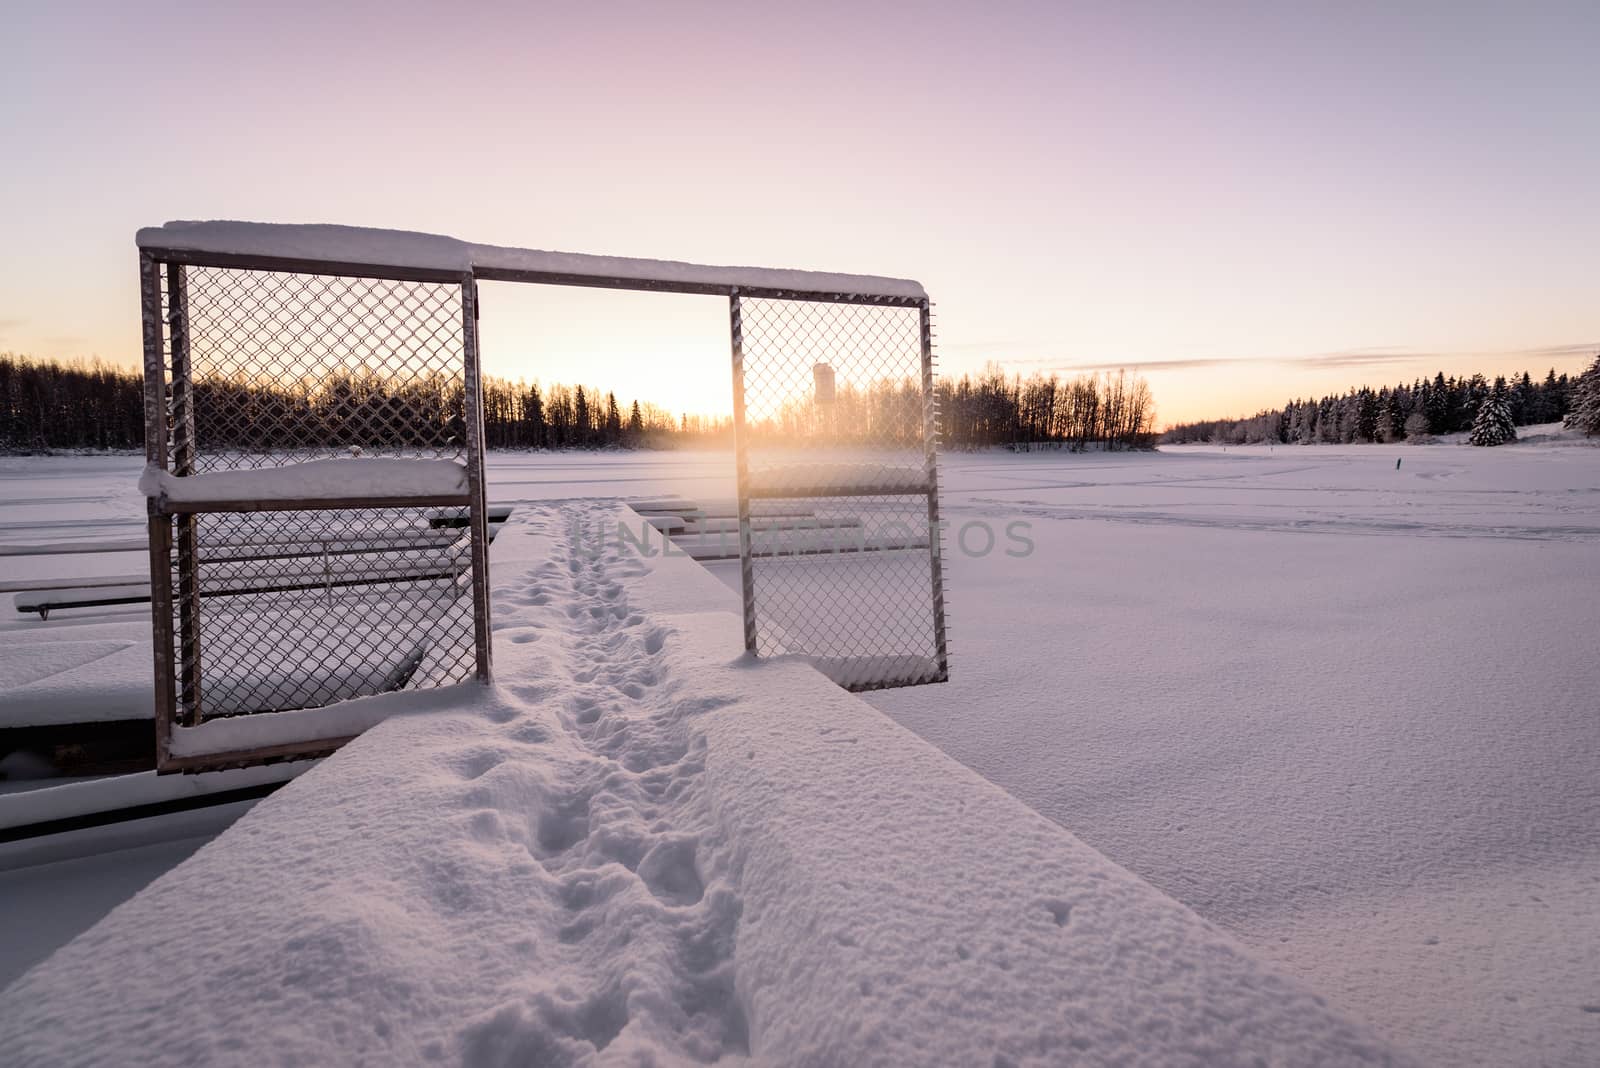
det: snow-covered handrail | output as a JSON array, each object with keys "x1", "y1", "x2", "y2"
[{"x1": 137, "y1": 221, "x2": 927, "y2": 301}]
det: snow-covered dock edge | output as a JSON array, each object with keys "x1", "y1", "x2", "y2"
[{"x1": 0, "y1": 502, "x2": 1408, "y2": 1065}]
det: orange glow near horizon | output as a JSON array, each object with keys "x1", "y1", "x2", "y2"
[
  {"x1": 476, "y1": 283, "x2": 733, "y2": 422},
  {"x1": 8, "y1": 290, "x2": 1595, "y2": 432}
]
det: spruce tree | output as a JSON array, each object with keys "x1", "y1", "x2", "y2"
[
  {"x1": 523, "y1": 383, "x2": 545, "y2": 447},
  {"x1": 1511, "y1": 372, "x2": 1533, "y2": 425},
  {"x1": 1543, "y1": 368, "x2": 1564, "y2": 422},
  {"x1": 573, "y1": 386, "x2": 591, "y2": 446},
  {"x1": 1564, "y1": 353, "x2": 1600, "y2": 436},
  {"x1": 1355, "y1": 388, "x2": 1380, "y2": 442},
  {"x1": 604, "y1": 391, "x2": 622, "y2": 443},
  {"x1": 1470, "y1": 383, "x2": 1517, "y2": 446},
  {"x1": 1380, "y1": 389, "x2": 1405, "y2": 442},
  {"x1": 1463, "y1": 374, "x2": 1489, "y2": 428},
  {"x1": 1425, "y1": 373, "x2": 1450, "y2": 434}
]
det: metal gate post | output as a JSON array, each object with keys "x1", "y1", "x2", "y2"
[
  {"x1": 920, "y1": 298, "x2": 950, "y2": 679},
  {"x1": 140, "y1": 251, "x2": 177, "y2": 764},
  {"x1": 729, "y1": 289, "x2": 757, "y2": 652},
  {"x1": 167, "y1": 262, "x2": 204, "y2": 724},
  {"x1": 462, "y1": 275, "x2": 493, "y2": 681}
]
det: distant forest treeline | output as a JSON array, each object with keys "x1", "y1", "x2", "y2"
[
  {"x1": 936, "y1": 365, "x2": 1156, "y2": 450},
  {"x1": 0, "y1": 354, "x2": 1157, "y2": 453},
  {"x1": 1161, "y1": 368, "x2": 1581, "y2": 445},
  {"x1": 0, "y1": 353, "x2": 726, "y2": 453},
  {"x1": 0, "y1": 355, "x2": 147, "y2": 451}
]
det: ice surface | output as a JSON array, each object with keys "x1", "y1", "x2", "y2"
[
  {"x1": 0, "y1": 501, "x2": 1400, "y2": 1066},
  {"x1": 136, "y1": 221, "x2": 927, "y2": 299},
  {"x1": 139, "y1": 457, "x2": 467, "y2": 503}
]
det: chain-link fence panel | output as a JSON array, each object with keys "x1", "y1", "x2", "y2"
[
  {"x1": 143, "y1": 257, "x2": 489, "y2": 769},
  {"x1": 731, "y1": 294, "x2": 948, "y2": 690},
  {"x1": 178, "y1": 266, "x2": 469, "y2": 468},
  {"x1": 170, "y1": 507, "x2": 478, "y2": 720}
]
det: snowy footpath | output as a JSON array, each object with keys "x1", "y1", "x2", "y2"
[{"x1": 0, "y1": 501, "x2": 1403, "y2": 1066}]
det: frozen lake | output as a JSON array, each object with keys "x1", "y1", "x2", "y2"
[
  {"x1": 872, "y1": 438, "x2": 1600, "y2": 1067},
  {"x1": 2, "y1": 438, "x2": 1597, "y2": 1064}
]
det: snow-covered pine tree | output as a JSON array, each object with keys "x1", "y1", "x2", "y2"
[
  {"x1": 1470, "y1": 382, "x2": 1517, "y2": 446},
  {"x1": 1563, "y1": 353, "x2": 1600, "y2": 436}
]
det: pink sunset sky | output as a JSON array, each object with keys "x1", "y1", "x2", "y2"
[{"x1": 3, "y1": 1, "x2": 1597, "y2": 427}]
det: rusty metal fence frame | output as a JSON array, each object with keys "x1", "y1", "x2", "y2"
[
  {"x1": 139, "y1": 225, "x2": 948, "y2": 771},
  {"x1": 140, "y1": 248, "x2": 492, "y2": 773}
]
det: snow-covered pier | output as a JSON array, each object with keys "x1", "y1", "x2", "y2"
[{"x1": 0, "y1": 502, "x2": 1404, "y2": 1065}]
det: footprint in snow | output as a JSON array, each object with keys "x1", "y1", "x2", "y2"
[
  {"x1": 1042, "y1": 900, "x2": 1073, "y2": 927},
  {"x1": 448, "y1": 748, "x2": 507, "y2": 780}
]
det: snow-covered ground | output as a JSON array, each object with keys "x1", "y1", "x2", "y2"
[
  {"x1": 862, "y1": 436, "x2": 1600, "y2": 1067},
  {"x1": 0, "y1": 801, "x2": 259, "y2": 990},
  {"x1": 2, "y1": 436, "x2": 1596, "y2": 1065},
  {"x1": 0, "y1": 499, "x2": 1400, "y2": 1066}
]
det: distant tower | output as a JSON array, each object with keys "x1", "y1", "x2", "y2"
[
  {"x1": 813, "y1": 362, "x2": 836, "y2": 437},
  {"x1": 813, "y1": 361, "x2": 836, "y2": 405}
]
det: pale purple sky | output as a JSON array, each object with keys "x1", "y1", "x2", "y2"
[{"x1": 4, "y1": 1, "x2": 1597, "y2": 425}]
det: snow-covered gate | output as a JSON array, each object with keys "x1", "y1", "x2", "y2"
[{"x1": 137, "y1": 222, "x2": 947, "y2": 771}]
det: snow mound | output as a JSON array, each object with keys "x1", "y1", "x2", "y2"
[
  {"x1": 1508, "y1": 420, "x2": 1599, "y2": 446},
  {"x1": 0, "y1": 503, "x2": 1405, "y2": 1066},
  {"x1": 137, "y1": 221, "x2": 926, "y2": 300}
]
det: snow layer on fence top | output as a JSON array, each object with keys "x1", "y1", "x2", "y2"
[
  {"x1": 137, "y1": 221, "x2": 928, "y2": 299},
  {"x1": 138, "y1": 457, "x2": 467, "y2": 503},
  {"x1": 137, "y1": 221, "x2": 478, "y2": 271},
  {"x1": 0, "y1": 502, "x2": 1404, "y2": 1067}
]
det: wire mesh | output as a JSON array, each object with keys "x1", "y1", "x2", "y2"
[
  {"x1": 170, "y1": 507, "x2": 477, "y2": 720},
  {"x1": 178, "y1": 267, "x2": 468, "y2": 468},
  {"x1": 734, "y1": 295, "x2": 948, "y2": 690},
  {"x1": 149, "y1": 263, "x2": 483, "y2": 740}
]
